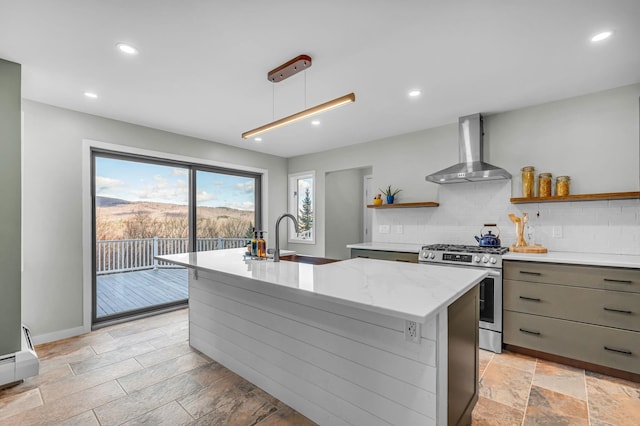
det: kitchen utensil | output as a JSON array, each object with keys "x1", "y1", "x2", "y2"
[
  {"x1": 508, "y1": 213, "x2": 548, "y2": 253},
  {"x1": 475, "y1": 224, "x2": 501, "y2": 247},
  {"x1": 509, "y1": 213, "x2": 527, "y2": 247}
]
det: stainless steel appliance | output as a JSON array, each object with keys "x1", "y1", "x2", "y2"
[
  {"x1": 425, "y1": 113, "x2": 512, "y2": 184},
  {"x1": 418, "y1": 244, "x2": 508, "y2": 353}
]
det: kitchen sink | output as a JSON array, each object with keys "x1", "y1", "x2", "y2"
[{"x1": 279, "y1": 254, "x2": 340, "y2": 265}]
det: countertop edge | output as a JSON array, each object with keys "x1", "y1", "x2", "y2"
[{"x1": 503, "y1": 251, "x2": 640, "y2": 269}]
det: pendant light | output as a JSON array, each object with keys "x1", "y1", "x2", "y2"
[{"x1": 242, "y1": 55, "x2": 355, "y2": 139}]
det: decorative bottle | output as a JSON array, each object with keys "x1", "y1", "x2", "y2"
[
  {"x1": 251, "y1": 229, "x2": 258, "y2": 257},
  {"x1": 257, "y1": 231, "x2": 266, "y2": 258}
]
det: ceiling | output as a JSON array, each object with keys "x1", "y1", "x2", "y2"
[{"x1": 1, "y1": 1, "x2": 639, "y2": 158}]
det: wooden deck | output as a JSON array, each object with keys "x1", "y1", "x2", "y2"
[{"x1": 96, "y1": 268, "x2": 188, "y2": 318}]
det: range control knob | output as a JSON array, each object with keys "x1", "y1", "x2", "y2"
[
  {"x1": 474, "y1": 256, "x2": 481, "y2": 263},
  {"x1": 429, "y1": 252, "x2": 435, "y2": 259},
  {"x1": 490, "y1": 257, "x2": 497, "y2": 264},
  {"x1": 482, "y1": 256, "x2": 489, "y2": 263}
]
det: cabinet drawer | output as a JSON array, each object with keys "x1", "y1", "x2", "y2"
[
  {"x1": 504, "y1": 311, "x2": 640, "y2": 374},
  {"x1": 504, "y1": 280, "x2": 640, "y2": 332},
  {"x1": 504, "y1": 261, "x2": 640, "y2": 293},
  {"x1": 350, "y1": 249, "x2": 417, "y2": 263}
]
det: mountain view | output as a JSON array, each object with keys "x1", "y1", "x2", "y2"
[{"x1": 96, "y1": 196, "x2": 254, "y2": 240}]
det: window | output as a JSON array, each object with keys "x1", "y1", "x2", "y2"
[
  {"x1": 288, "y1": 171, "x2": 315, "y2": 243},
  {"x1": 195, "y1": 169, "x2": 260, "y2": 251}
]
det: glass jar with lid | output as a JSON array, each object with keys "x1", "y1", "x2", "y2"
[
  {"x1": 556, "y1": 176, "x2": 571, "y2": 196},
  {"x1": 521, "y1": 166, "x2": 535, "y2": 198},
  {"x1": 538, "y1": 173, "x2": 552, "y2": 197}
]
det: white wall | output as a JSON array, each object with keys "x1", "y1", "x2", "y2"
[
  {"x1": 288, "y1": 83, "x2": 640, "y2": 256},
  {"x1": 374, "y1": 180, "x2": 640, "y2": 255},
  {"x1": 21, "y1": 100, "x2": 287, "y2": 341}
]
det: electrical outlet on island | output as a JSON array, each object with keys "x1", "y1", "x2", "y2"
[{"x1": 404, "y1": 320, "x2": 420, "y2": 343}]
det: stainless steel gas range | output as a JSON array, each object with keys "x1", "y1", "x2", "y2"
[{"x1": 418, "y1": 244, "x2": 508, "y2": 353}]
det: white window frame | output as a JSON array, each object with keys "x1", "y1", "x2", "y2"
[{"x1": 288, "y1": 170, "x2": 315, "y2": 244}]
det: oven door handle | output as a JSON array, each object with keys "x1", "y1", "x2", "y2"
[{"x1": 484, "y1": 270, "x2": 501, "y2": 278}]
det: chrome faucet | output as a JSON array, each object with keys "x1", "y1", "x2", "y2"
[{"x1": 274, "y1": 213, "x2": 299, "y2": 262}]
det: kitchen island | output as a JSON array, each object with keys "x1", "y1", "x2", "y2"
[{"x1": 157, "y1": 248, "x2": 487, "y2": 426}]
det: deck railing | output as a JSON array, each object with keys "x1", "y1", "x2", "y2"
[{"x1": 96, "y1": 237, "x2": 251, "y2": 275}]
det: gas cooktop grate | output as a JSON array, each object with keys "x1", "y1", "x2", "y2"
[{"x1": 421, "y1": 244, "x2": 509, "y2": 255}]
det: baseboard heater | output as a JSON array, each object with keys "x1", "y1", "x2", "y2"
[{"x1": 0, "y1": 325, "x2": 39, "y2": 388}]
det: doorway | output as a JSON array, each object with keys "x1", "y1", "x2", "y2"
[{"x1": 325, "y1": 166, "x2": 372, "y2": 260}]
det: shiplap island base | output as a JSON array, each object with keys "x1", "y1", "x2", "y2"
[{"x1": 157, "y1": 248, "x2": 487, "y2": 425}]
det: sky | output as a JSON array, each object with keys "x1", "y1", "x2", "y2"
[{"x1": 95, "y1": 157, "x2": 255, "y2": 210}]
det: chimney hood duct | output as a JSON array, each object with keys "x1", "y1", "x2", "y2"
[{"x1": 425, "y1": 113, "x2": 512, "y2": 184}]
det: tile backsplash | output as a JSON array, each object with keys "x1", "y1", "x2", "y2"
[{"x1": 372, "y1": 180, "x2": 640, "y2": 255}]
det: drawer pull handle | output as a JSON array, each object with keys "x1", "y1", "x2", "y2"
[
  {"x1": 519, "y1": 328, "x2": 541, "y2": 336},
  {"x1": 603, "y1": 307, "x2": 633, "y2": 314},
  {"x1": 603, "y1": 278, "x2": 632, "y2": 284},
  {"x1": 519, "y1": 296, "x2": 541, "y2": 302},
  {"x1": 604, "y1": 346, "x2": 633, "y2": 356},
  {"x1": 520, "y1": 271, "x2": 541, "y2": 276}
]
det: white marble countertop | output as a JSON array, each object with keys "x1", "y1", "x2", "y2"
[
  {"x1": 346, "y1": 242, "x2": 640, "y2": 269},
  {"x1": 157, "y1": 248, "x2": 487, "y2": 323},
  {"x1": 503, "y1": 251, "x2": 640, "y2": 268},
  {"x1": 346, "y1": 242, "x2": 424, "y2": 253}
]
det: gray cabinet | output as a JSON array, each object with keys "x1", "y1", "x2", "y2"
[
  {"x1": 350, "y1": 248, "x2": 418, "y2": 263},
  {"x1": 504, "y1": 260, "x2": 640, "y2": 377},
  {"x1": 448, "y1": 284, "x2": 479, "y2": 426}
]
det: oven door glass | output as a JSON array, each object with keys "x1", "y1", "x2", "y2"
[{"x1": 479, "y1": 276, "x2": 495, "y2": 324}]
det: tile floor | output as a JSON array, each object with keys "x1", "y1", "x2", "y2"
[
  {"x1": 1, "y1": 308, "x2": 638, "y2": 425},
  {"x1": 473, "y1": 348, "x2": 640, "y2": 425}
]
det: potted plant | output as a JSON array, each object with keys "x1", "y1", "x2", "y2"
[{"x1": 379, "y1": 185, "x2": 402, "y2": 204}]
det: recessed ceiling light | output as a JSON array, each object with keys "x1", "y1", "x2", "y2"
[
  {"x1": 254, "y1": 137, "x2": 262, "y2": 142},
  {"x1": 116, "y1": 43, "x2": 139, "y2": 55},
  {"x1": 591, "y1": 31, "x2": 612, "y2": 42},
  {"x1": 311, "y1": 120, "x2": 320, "y2": 126},
  {"x1": 84, "y1": 92, "x2": 98, "y2": 99},
  {"x1": 408, "y1": 90, "x2": 421, "y2": 97}
]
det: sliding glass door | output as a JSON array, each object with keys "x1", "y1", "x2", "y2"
[
  {"x1": 195, "y1": 169, "x2": 260, "y2": 251},
  {"x1": 92, "y1": 151, "x2": 261, "y2": 325}
]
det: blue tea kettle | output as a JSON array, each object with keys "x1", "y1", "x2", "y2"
[{"x1": 475, "y1": 224, "x2": 501, "y2": 247}]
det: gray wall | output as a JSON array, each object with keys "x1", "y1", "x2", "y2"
[
  {"x1": 21, "y1": 100, "x2": 287, "y2": 339},
  {"x1": 0, "y1": 59, "x2": 21, "y2": 354},
  {"x1": 288, "y1": 83, "x2": 640, "y2": 257},
  {"x1": 325, "y1": 167, "x2": 370, "y2": 260}
]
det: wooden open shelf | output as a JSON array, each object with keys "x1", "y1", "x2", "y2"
[
  {"x1": 510, "y1": 191, "x2": 640, "y2": 204},
  {"x1": 367, "y1": 201, "x2": 439, "y2": 209}
]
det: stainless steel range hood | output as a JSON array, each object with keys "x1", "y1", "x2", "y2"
[{"x1": 426, "y1": 113, "x2": 511, "y2": 184}]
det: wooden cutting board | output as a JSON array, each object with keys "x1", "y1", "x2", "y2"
[{"x1": 509, "y1": 244, "x2": 548, "y2": 253}]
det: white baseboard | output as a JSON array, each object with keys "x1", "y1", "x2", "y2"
[{"x1": 31, "y1": 325, "x2": 89, "y2": 345}]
